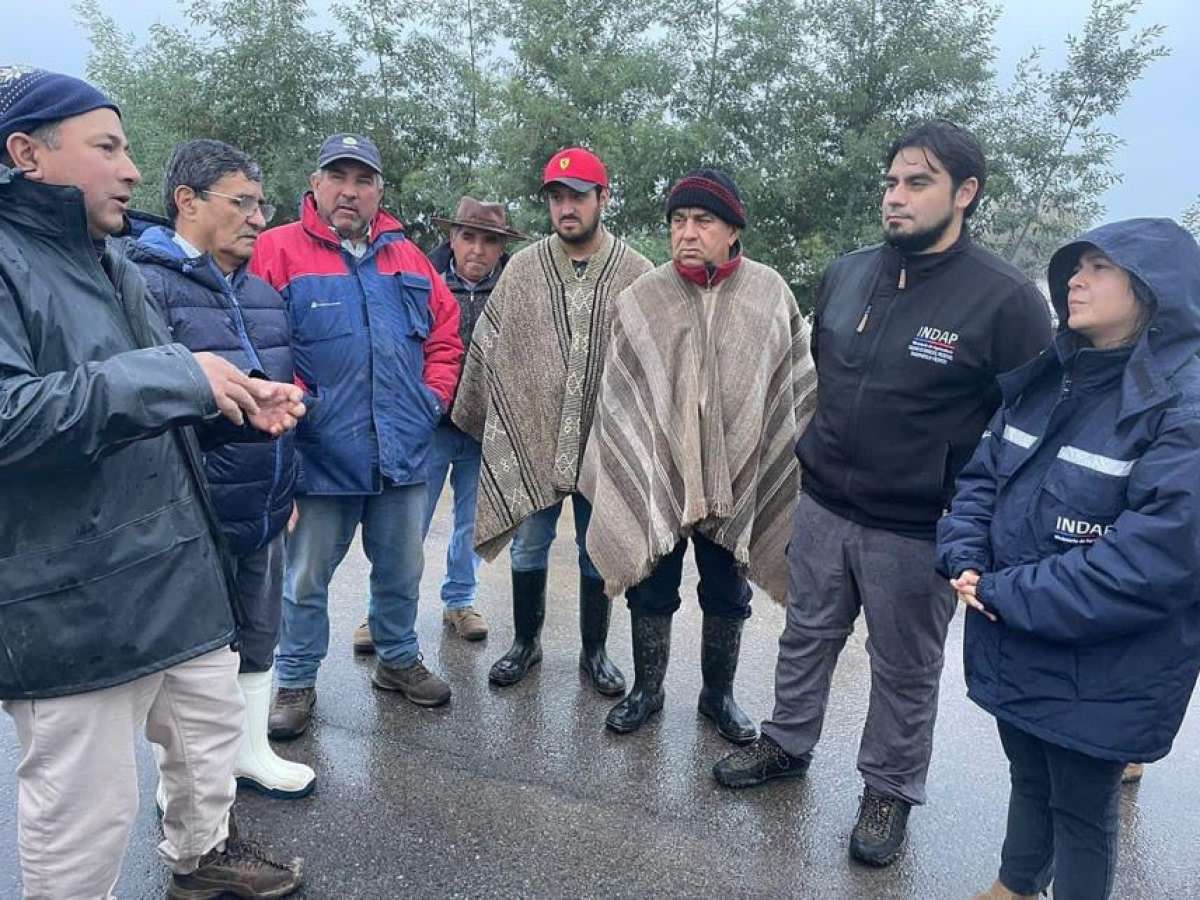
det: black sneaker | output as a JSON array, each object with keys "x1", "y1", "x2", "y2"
[
  {"x1": 167, "y1": 836, "x2": 302, "y2": 899},
  {"x1": 712, "y1": 733, "x2": 810, "y2": 788},
  {"x1": 849, "y1": 785, "x2": 911, "y2": 867}
]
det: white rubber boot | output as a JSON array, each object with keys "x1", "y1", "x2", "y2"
[{"x1": 234, "y1": 668, "x2": 316, "y2": 799}]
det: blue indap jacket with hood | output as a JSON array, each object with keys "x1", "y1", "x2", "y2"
[{"x1": 936, "y1": 218, "x2": 1200, "y2": 764}]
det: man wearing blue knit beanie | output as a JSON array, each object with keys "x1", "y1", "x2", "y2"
[{"x1": 0, "y1": 66, "x2": 303, "y2": 898}]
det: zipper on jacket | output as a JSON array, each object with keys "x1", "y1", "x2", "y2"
[
  {"x1": 854, "y1": 264, "x2": 905, "y2": 334},
  {"x1": 842, "y1": 260, "x2": 907, "y2": 499}
]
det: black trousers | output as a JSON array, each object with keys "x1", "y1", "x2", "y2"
[
  {"x1": 625, "y1": 532, "x2": 751, "y2": 619},
  {"x1": 996, "y1": 719, "x2": 1125, "y2": 900}
]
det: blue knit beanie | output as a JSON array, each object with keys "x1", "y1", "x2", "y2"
[{"x1": 0, "y1": 65, "x2": 120, "y2": 147}]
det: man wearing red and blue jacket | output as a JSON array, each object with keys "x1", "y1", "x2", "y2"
[{"x1": 250, "y1": 133, "x2": 463, "y2": 734}]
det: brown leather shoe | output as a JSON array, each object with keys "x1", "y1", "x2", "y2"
[
  {"x1": 443, "y1": 606, "x2": 489, "y2": 641},
  {"x1": 168, "y1": 834, "x2": 302, "y2": 899},
  {"x1": 1122, "y1": 762, "x2": 1145, "y2": 783},
  {"x1": 267, "y1": 687, "x2": 315, "y2": 741},
  {"x1": 972, "y1": 879, "x2": 1039, "y2": 899},
  {"x1": 352, "y1": 618, "x2": 375, "y2": 654},
  {"x1": 371, "y1": 656, "x2": 451, "y2": 707}
]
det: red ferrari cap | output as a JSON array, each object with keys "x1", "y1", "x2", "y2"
[{"x1": 542, "y1": 147, "x2": 609, "y2": 192}]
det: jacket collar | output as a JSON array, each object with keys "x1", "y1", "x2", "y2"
[
  {"x1": 129, "y1": 225, "x2": 246, "y2": 293},
  {"x1": 0, "y1": 165, "x2": 95, "y2": 253},
  {"x1": 673, "y1": 244, "x2": 743, "y2": 288},
  {"x1": 297, "y1": 192, "x2": 405, "y2": 254},
  {"x1": 880, "y1": 226, "x2": 971, "y2": 287}
]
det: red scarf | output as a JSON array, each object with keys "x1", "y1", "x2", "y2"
[{"x1": 673, "y1": 252, "x2": 742, "y2": 288}]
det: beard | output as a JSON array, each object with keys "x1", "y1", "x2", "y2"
[
  {"x1": 554, "y1": 209, "x2": 601, "y2": 245},
  {"x1": 884, "y1": 207, "x2": 954, "y2": 254}
]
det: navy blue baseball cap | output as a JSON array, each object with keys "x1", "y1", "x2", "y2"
[{"x1": 316, "y1": 132, "x2": 383, "y2": 175}]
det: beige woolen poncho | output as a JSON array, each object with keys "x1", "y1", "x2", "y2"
[
  {"x1": 451, "y1": 230, "x2": 653, "y2": 560},
  {"x1": 577, "y1": 257, "x2": 818, "y2": 604}
]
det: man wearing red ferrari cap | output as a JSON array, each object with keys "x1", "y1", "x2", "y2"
[{"x1": 453, "y1": 147, "x2": 652, "y2": 697}]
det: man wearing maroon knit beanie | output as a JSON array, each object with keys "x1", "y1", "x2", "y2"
[
  {"x1": 580, "y1": 168, "x2": 818, "y2": 744},
  {"x1": 0, "y1": 66, "x2": 302, "y2": 897}
]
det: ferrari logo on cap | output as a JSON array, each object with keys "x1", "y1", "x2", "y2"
[{"x1": 559, "y1": 157, "x2": 570, "y2": 170}]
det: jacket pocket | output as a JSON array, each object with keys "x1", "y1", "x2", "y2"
[
  {"x1": 292, "y1": 298, "x2": 353, "y2": 343},
  {"x1": 0, "y1": 498, "x2": 234, "y2": 698},
  {"x1": 1036, "y1": 460, "x2": 1128, "y2": 552}
]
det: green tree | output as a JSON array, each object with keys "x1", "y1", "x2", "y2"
[
  {"x1": 982, "y1": 0, "x2": 1168, "y2": 273},
  {"x1": 78, "y1": 0, "x2": 358, "y2": 218}
]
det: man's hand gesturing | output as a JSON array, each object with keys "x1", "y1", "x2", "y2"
[{"x1": 193, "y1": 352, "x2": 306, "y2": 436}]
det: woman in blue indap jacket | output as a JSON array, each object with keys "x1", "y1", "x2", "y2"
[{"x1": 936, "y1": 218, "x2": 1200, "y2": 900}]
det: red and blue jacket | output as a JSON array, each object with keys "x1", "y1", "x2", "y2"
[{"x1": 251, "y1": 195, "x2": 462, "y2": 494}]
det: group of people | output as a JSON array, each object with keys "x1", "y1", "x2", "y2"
[{"x1": 2, "y1": 63, "x2": 1199, "y2": 900}]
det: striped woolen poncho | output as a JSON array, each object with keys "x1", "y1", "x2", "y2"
[
  {"x1": 577, "y1": 258, "x2": 818, "y2": 604},
  {"x1": 451, "y1": 229, "x2": 653, "y2": 560}
]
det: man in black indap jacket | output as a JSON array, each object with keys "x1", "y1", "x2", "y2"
[{"x1": 713, "y1": 120, "x2": 1052, "y2": 867}]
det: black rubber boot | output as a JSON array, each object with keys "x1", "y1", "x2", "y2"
[
  {"x1": 605, "y1": 612, "x2": 672, "y2": 733},
  {"x1": 488, "y1": 569, "x2": 547, "y2": 686},
  {"x1": 579, "y1": 574, "x2": 626, "y2": 696},
  {"x1": 697, "y1": 614, "x2": 758, "y2": 744}
]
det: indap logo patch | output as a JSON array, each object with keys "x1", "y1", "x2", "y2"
[
  {"x1": 1053, "y1": 515, "x2": 1114, "y2": 545},
  {"x1": 908, "y1": 325, "x2": 959, "y2": 366}
]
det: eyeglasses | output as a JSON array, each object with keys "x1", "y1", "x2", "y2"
[{"x1": 199, "y1": 189, "x2": 276, "y2": 222}]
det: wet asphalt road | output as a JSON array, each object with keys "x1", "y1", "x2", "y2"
[{"x1": 3, "y1": 496, "x2": 1200, "y2": 898}]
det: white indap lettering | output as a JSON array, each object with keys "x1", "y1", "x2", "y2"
[
  {"x1": 916, "y1": 326, "x2": 959, "y2": 343},
  {"x1": 1054, "y1": 515, "x2": 1114, "y2": 542}
]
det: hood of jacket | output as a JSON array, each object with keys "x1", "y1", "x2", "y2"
[
  {"x1": 1001, "y1": 218, "x2": 1200, "y2": 424},
  {"x1": 127, "y1": 224, "x2": 249, "y2": 294}
]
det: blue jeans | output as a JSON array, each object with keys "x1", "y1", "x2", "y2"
[
  {"x1": 996, "y1": 719, "x2": 1125, "y2": 900},
  {"x1": 277, "y1": 485, "x2": 426, "y2": 687},
  {"x1": 421, "y1": 424, "x2": 482, "y2": 610},
  {"x1": 509, "y1": 494, "x2": 601, "y2": 580}
]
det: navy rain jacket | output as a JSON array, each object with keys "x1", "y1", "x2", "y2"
[
  {"x1": 128, "y1": 225, "x2": 298, "y2": 557},
  {"x1": 936, "y1": 218, "x2": 1200, "y2": 763}
]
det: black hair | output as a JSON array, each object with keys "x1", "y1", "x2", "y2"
[
  {"x1": 884, "y1": 119, "x2": 987, "y2": 219},
  {"x1": 162, "y1": 138, "x2": 262, "y2": 222}
]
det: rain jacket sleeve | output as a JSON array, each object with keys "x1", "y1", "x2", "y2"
[
  {"x1": 935, "y1": 409, "x2": 1005, "y2": 579},
  {"x1": 422, "y1": 270, "x2": 462, "y2": 411},
  {"x1": 979, "y1": 407, "x2": 1200, "y2": 644},
  {"x1": 0, "y1": 276, "x2": 218, "y2": 473}
]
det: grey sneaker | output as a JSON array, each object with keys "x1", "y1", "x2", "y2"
[
  {"x1": 371, "y1": 656, "x2": 451, "y2": 707},
  {"x1": 712, "y1": 733, "x2": 810, "y2": 788},
  {"x1": 849, "y1": 785, "x2": 911, "y2": 867},
  {"x1": 267, "y1": 687, "x2": 315, "y2": 741},
  {"x1": 167, "y1": 835, "x2": 301, "y2": 899}
]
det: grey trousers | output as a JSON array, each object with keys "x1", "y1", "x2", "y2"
[{"x1": 761, "y1": 493, "x2": 956, "y2": 805}]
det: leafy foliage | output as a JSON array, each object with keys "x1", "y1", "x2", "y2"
[{"x1": 76, "y1": 0, "x2": 1167, "y2": 299}]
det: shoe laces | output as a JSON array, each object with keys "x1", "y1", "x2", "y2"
[
  {"x1": 734, "y1": 735, "x2": 788, "y2": 768},
  {"x1": 276, "y1": 688, "x2": 310, "y2": 707},
  {"x1": 405, "y1": 655, "x2": 433, "y2": 683},
  {"x1": 220, "y1": 837, "x2": 295, "y2": 874},
  {"x1": 858, "y1": 790, "x2": 900, "y2": 839}
]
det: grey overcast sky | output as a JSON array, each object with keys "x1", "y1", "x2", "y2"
[{"x1": 3, "y1": 0, "x2": 1197, "y2": 222}]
